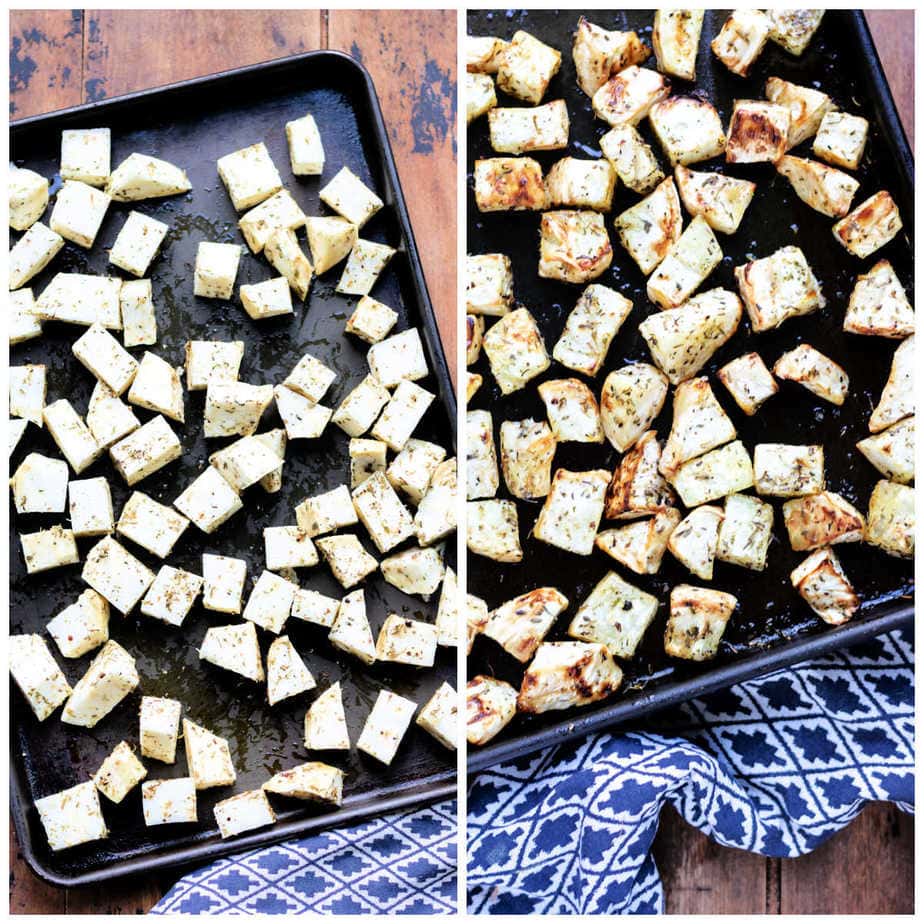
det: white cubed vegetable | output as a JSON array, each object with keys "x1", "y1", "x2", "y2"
[
  {"x1": 9, "y1": 419, "x2": 29, "y2": 455},
  {"x1": 20, "y1": 524, "x2": 80, "y2": 574},
  {"x1": 141, "y1": 565, "x2": 203, "y2": 626},
  {"x1": 263, "y1": 762, "x2": 343, "y2": 805},
  {"x1": 72, "y1": 323, "x2": 139, "y2": 396},
  {"x1": 274, "y1": 385, "x2": 332, "y2": 439},
  {"x1": 110, "y1": 414, "x2": 182, "y2": 485},
  {"x1": 174, "y1": 467, "x2": 243, "y2": 534},
  {"x1": 367, "y1": 328, "x2": 429, "y2": 388},
  {"x1": 345, "y1": 296, "x2": 398, "y2": 344},
  {"x1": 291, "y1": 588, "x2": 340, "y2": 627},
  {"x1": 316, "y1": 534, "x2": 378, "y2": 588},
  {"x1": 466, "y1": 499, "x2": 523, "y2": 562},
  {"x1": 204, "y1": 381, "x2": 274, "y2": 437},
  {"x1": 199, "y1": 621, "x2": 264, "y2": 682},
  {"x1": 328, "y1": 588, "x2": 376, "y2": 664},
  {"x1": 351, "y1": 471, "x2": 415, "y2": 553},
  {"x1": 10, "y1": 451, "x2": 68, "y2": 514},
  {"x1": 267, "y1": 635, "x2": 316, "y2": 705},
  {"x1": 284, "y1": 353, "x2": 336, "y2": 403},
  {"x1": 185, "y1": 340, "x2": 244, "y2": 391},
  {"x1": 264, "y1": 525, "x2": 318, "y2": 570},
  {"x1": 82, "y1": 536, "x2": 155, "y2": 614},
  {"x1": 387, "y1": 438, "x2": 446, "y2": 505},
  {"x1": 93, "y1": 741, "x2": 147, "y2": 803},
  {"x1": 305, "y1": 215, "x2": 358, "y2": 275},
  {"x1": 194, "y1": 242, "x2": 242, "y2": 299},
  {"x1": 120, "y1": 279, "x2": 157, "y2": 347},
  {"x1": 62, "y1": 639, "x2": 139, "y2": 727},
  {"x1": 295, "y1": 483, "x2": 358, "y2": 538},
  {"x1": 109, "y1": 211, "x2": 169, "y2": 277},
  {"x1": 466, "y1": 675, "x2": 517, "y2": 745},
  {"x1": 10, "y1": 288, "x2": 43, "y2": 344},
  {"x1": 69, "y1": 476, "x2": 115, "y2": 537},
  {"x1": 209, "y1": 435, "x2": 281, "y2": 491},
  {"x1": 664, "y1": 585, "x2": 738, "y2": 660},
  {"x1": 375, "y1": 614, "x2": 438, "y2": 667},
  {"x1": 716, "y1": 493, "x2": 774, "y2": 570},
  {"x1": 106, "y1": 153, "x2": 191, "y2": 201},
  {"x1": 142, "y1": 778, "x2": 197, "y2": 826},
  {"x1": 238, "y1": 190, "x2": 307, "y2": 254},
  {"x1": 331, "y1": 375, "x2": 391, "y2": 437},
  {"x1": 286, "y1": 112, "x2": 325, "y2": 175},
  {"x1": 86, "y1": 381, "x2": 140, "y2": 449},
  {"x1": 243, "y1": 570, "x2": 296, "y2": 634},
  {"x1": 265, "y1": 228, "x2": 313, "y2": 300},
  {"x1": 202, "y1": 554, "x2": 247, "y2": 614},
  {"x1": 36, "y1": 782, "x2": 108, "y2": 850},
  {"x1": 184, "y1": 719, "x2": 237, "y2": 790},
  {"x1": 240, "y1": 276, "x2": 293, "y2": 321},
  {"x1": 140, "y1": 695, "x2": 182, "y2": 762},
  {"x1": 371, "y1": 380, "x2": 435, "y2": 451},
  {"x1": 61, "y1": 128, "x2": 110, "y2": 187},
  {"x1": 9, "y1": 634, "x2": 71, "y2": 720},
  {"x1": 214, "y1": 789, "x2": 275, "y2": 839},
  {"x1": 217, "y1": 142, "x2": 283, "y2": 211},
  {"x1": 304, "y1": 681, "x2": 350, "y2": 750},
  {"x1": 497, "y1": 29, "x2": 562, "y2": 104},
  {"x1": 10, "y1": 166, "x2": 49, "y2": 231},
  {"x1": 9, "y1": 221, "x2": 64, "y2": 290},
  {"x1": 337, "y1": 238, "x2": 396, "y2": 296},
  {"x1": 35, "y1": 273, "x2": 122, "y2": 328},
  {"x1": 46, "y1": 589, "x2": 110, "y2": 658},
  {"x1": 10, "y1": 364, "x2": 47, "y2": 426},
  {"x1": 319, "y1": 166, "x2": 383, "y2": 228},
  {"x1": 357, "y1": 689, "x2": 417, "y2": 765},
  {"x1": 416, "y1": 682, "x2": 457, "y2": 749},
  {"x1": 534, "y1": 468, "x2": 610, "y2": 555},
  {"x1": 49, "y1": 180, "x2": 110, "y2": 248},
  {"x1": 117, "y1": 490, "x2": 190, "y2": 558},
  {"x1": 380, "y1": 546, "x2": 445, "y2": 597}
]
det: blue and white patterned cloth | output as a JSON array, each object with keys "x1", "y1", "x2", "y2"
[
  {"x1": 468, "y1": 627, "x2": 913, "y2": 915},
  {"x1": 152, "y1": 800, "x2": 457, "y2": 914}
]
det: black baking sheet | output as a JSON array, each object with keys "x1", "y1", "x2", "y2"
[
  {"x1": 10, "y1": 50, "x2": 457, "y2": 885},
  {"x1": 466, "y1": 9, "x2": 914, "y2": 770}
]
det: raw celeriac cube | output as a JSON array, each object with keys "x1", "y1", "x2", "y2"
[
  {"x1": 375, "y1": 614, "x2": 438, "y2": 667},
  {"x1": 296, "y1": 483, "x2": 359, "y2": 538},
  {"x1": 120, "y1": 279, "x2": 158, "y2": 347},
  {"x1": 243, "y1": 569, "x2": 296, "y2": 634},
  {"x1": 653, "y1": 10, "x2": 704, "y2": 80},
  {"x1": 660, "y1": 377, "x2": 736, "y2": 477},
  {"x1": 217, "y1": 142, "x2": 282, "y2": 211},
  {"x1": 61, "y1": 127, "x2": 110, "y2": 187},
  {"x1": 36, "y1": 782, "x2": 108, "y2": 850},
  {"x1": 367, "y1": 328, "x2": 429, "y2": 387},
  {"x1": 380, "y1": 546, "x2": 445, "y2": 597},
  {"x1": 518, "y1": 642, "x2": 623, "y2": 713},
  {"x1": 414, "y1": 461, "x2": 457, "y2": 546},
  {"x1": 73, "y1": 323, "x2": 139, "y2": 396},
  {"x1": 670, "y1": 439, "x2": 755, "y2": 507},
  {"x1": 202, "y1": 554, "x2": 247, "y2": 615},
  {"x1": 466, "y1": 72, "x2": 497, "y2": 123},
  {"x1": 240, "y1": 276, "x2": 293, "y2": 321},
  {"x1": 109, "y1": 211, "x2": 169, "y2": 277},
  {"x1": 667, "y1": 504, "x2": 724, "y2": 580},
  {"x1": 274, "y1": 385, "x2": 332, "y2": 440},
  {"x1": 106, "y1": 153, "x2": 191, "y2": 201},
  {"x1": 9, "y1": 222, "x2": 64, "y2": 290},
  {"x1": 184, "y1": 719, "x2": 236, "y2": 789},
  {"x1": 11, "y1": 451, "x2": 68, "y2": 514},
  {"x1": 305, "y1": 215, "x2": 357, "y2": 275},
  {"x1": 832, "y1": 190, "x2": 903, "y2": 260},
  {"x1": 267, "y1": 636, "x2": 316, "y2": 705},
  {"x1": 466, "y1": 675, "x2": 517, "y2": 745},
  {"x1": 483, "y1": 587, "x2": 568, "y2": 663},
  {"x1": 264, "y1": 762, "x2": 344, "y2": 805},
  {"x1": 387, "y1": 438, "x2": 446, "y2": 505},
  {"x1": 110, "y1": 414, "x2": 181, "y2": 485},
  {"x1": 435, "y1": 567, "x2": 458, "y2": 647},
  {"x1": 599, "y1": 125, "x2": 664, "y2": 195},
  {"x1": 371, "y1": 380, "x2": 435, "y2": 451},
  {"x1": 328, "y1": 588, "x2": 376, "y2": 664},
  {"x1": 467, "y1": 409, "x2": 499, "y2": 500},
  {"x1": 304, "y1": 682, "x2": 350, "y2": 750},
  {"x1": 592, "y1": 65, "x2": 670, "y2": 128},
  {"x1": 416, "y1": 682, "x2": 457, "y2": 750},
  {"x1": 174, "y1": 466, "x2": 243, "y2": 533},
  {"x1": 94, "y1": 741, "x2": 147, "y2": 803},
  {"x1": 844, "y1": 260, "x2": 914, "y2": 339},
  {"x1": 715, "y1": 493, "x2": 774, "y2": 570},
  {"x1": 596, "y1": 509, "x2": 681, "y2": 574},
  {"x1": 773, "y1": 343, "x2": 849, "y2": 406},
  {"x1": 674, "y1": 165, "x2": 755, "y2": 235},
  {"x1": 765, "y1": 77, "x2": 832, "y2": 149},
  {"x1": 482, "y1": 308, "x2": 550, "y2": 395},
  {"x1": 870, "y1": 335, "x2": 913, "y2": 433},
  {"x1": 47, "y1": 588, "x2": 109, "y2": 658},
  {"x1": 473, "y1": 157, "x2": 548, "y2": 212},
  {"x1": 649, "y1": 96, "x2": 727, "y2": 166},
  {"x1": 488, "y1": 100, "x2": 569, "y2": 155},
  {"x1": 142, "y1": 778, "x2": 197, "y2": 826},
  {"x1": 281, "y1": 354, "x2": 336, "y2": 406},
  {"x1": 62, "y1": 639, "x2": 139, "y2": 727},
  {"x1": 499, "y1": 418, "x2": 555, "y2": 500},
  {"x1": 614, "y1": 176, "x2": 682, "y2": 275},
  {"x1": 735, "y1": 246, "x2": 824, "y2": 333},
  {"x1": 238, "y1": 189, "x2": 306, "y2": 254},
  {"x1": 345, "y1": 296, "x2": 398, "y2": 345},
  {"x1": 10, "y1": 166, "x2": 49, "y2": 231},
  {"x1": 647, "y1": 215, "x2": 722, "y2": 309},
  {"x1": 35, "y1": 272, "x2": 122, "y2": 328},
  {"x1": 710, "y1": 9, "x2": 771, "y2": 76},
  {"x1": 782, "y1": 491, "x2": 865, "y2": 551},
  {"x1": 265, "y1": 228, "x2": 312, "y2": 300},
  {"x1": 9, "y1": 634, "x2": 71, "y2": 720},
  {"x1": 208, "y1": 435, "x2": 279, "y2": 493},
  {"x1": 140, "y1": 695, "x2": 182, "y2": 763},
  {"x1": 332, "y1": 375, "x2": 391, "y2": 437},
  {"x1": 85, "y1": 382, "x2": 140, "y2": 451},
  {"x1": 466, "y1": 499, "x2": 522, "y2": 562},
  {"x1": 552, "y1": 284, "x2": 632, "y2": 377},
  {"x1": 664, "y1": 585, "x2": 737, "y2": 660},
  {"x1": 357, "y1": 689, "x2": 417, "y2": 764},
  {"x1": 538, "y1": 209, "x2": 613, "y2": 283},
  {"x1": 767, "y1": 9, "x2": 824, "y2": 56},
  {"x1": 117, "y1": 490, "x2": 189, "y2": 558},
  {"x1": 199, "y1": 621, "x2": 264, "y2": 682},
  {"x1": 215, "y1": 789, "x2": 276, "y2": 838},
  {"x1": 286, "y1": 112, "x2": 325, "y2": 174},
  {"x1": 546, "y1": 157, "x2": 615, "y2": 211},
  {"x1": 351, "y1": 471, "x2": 415, "y2": 552},
  {"x1": 813, "y1": 111, "x2": 868, "y2": 171},
  {"x1": 49, "y1": 180, "x2": 110, "y2": 248},
  {"x1": 44, "y1": 399, "x2": 104, "y2": 474},
  {"x1": 865, "y1": 480, "x2": 914, "y2": 558},
  {"x1": 194, "y1": 242, "x2": 242, "y2": 300},
  {"x1": 10, "y1": 364, "x2": 47, "y2": 426},
  {"x1": 127, "y1": 351, "x2": 184, "y2": 422},
  {"x1": 141, "y1": 566, "x2": 203, "y2": 626},
  {"x1": 573, "y1": 18, "x2": 650, "y2": 97},
  {"x1": 319, "y1": 167, "x2": 384, "y2": 228},
  {"x1": 82, "y1": 536, "x2": 155, "y2": 613},
  {"x1": 264, "y1": 525, "x2": 318, "y2": 570},
  {"x1": 256, "y1": 429, "x2": 286, "y2": 493},
  {"x1": 717, "y1": 352, "x2": 778, "y2": 415},
  {"x1": 10, "y1": 288, "x2": 42, "y2": 344},
  {"x1": 291, "y1": 588, "x2": 340, "y2": 628},
  {"x1": 726, "y1": 101, "x2": 790, "y2": 164},
  {"x1": 753, "y1": 443, "x2": 824, "y2": 497},
  {"x1": 185, "y1": 340, "x2": 244, "y2": 391},
  {"x1": 466, "y1": 253, "x2": 514, "y2": 316},
  {"x1": 317, "y1": 535, "x2": 378, "y2": 589},
  {"x1": 20, "y1": 524, "x2": 79, "y2": 574},
  {"x1": 204, "y1": 381, "x2": 274, "y2": 437},
  {"x1": 856, "y1": 417, "x2": 915, "y2": 484},
  {"x1": 534, "y1": 468, "x2": 610, "y2": 555},
  {"x1": 791, "y1": 548, "x2": 858, "y2": 625},
  {"x1": 538, "y1": 378, "x2": 604, "y2": 443},
  {"x1": 336, "y1": 238, "x2": 395, "y2": 296}
]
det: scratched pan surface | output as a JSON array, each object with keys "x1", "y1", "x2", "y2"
[
  {"x1": 10, "y1": 51, "x2": 457, "y2": 885},
  {"x1": 466, "y1": 10, "x2": 914, "y2": 770}
]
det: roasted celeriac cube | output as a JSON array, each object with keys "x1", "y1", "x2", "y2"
[
  {"x1": 20, "y1": 524, "x2": 79, "y2": 574},
  {"x1": 671, "y1": 439, "x2": 755, "y2": 507},
  {"x1": 417, "y1": 683, "x2": 457, "y2": 750},
  {"x1": 142, "y1": 778, "x2": 198, "y2": 826},
  {"x1": 10, "y1": 166, "x2": 49, "y2": 231},
  {"x1": 332, "y1": 375, "x2": 391, "y2": 437},
  {"x1": 813, "y1": 111, "x2": 868, "y2": 171},
  {"x1": 295, "y1": 483, "x2": 358, "y2": 537},
  {"x1": 710, "y1": 9, "x2": 771, "y2": 76},
  {"x1": 320, "y1": 166, "x2": 384, "y2": 228},
  {"x1": 106, "y1": 153, "x2": 191, "y2": 201},
  {"x1": 538, "y1": 378, "x2": 604, "y2": 443},
  {"x1": 238, "y1": 188, "x2": 308, "y2": 254},
  {"x1": 286, "y1": 112, "x2": 324, "y2": 175},
  {"x1": 674, "y1": 165, "x2": 755, "y2": 235},
  {"x1": 535, "y1": 468, "x2": 610, "y2": 555},
  {"x1": 217, "y1": 142, "x2": 282, "y2": 211},
  {"x1": 199, "y1": 621, "x2": 264, "y2": 682},
  {"x1": 110, "y1": 414, "x2": 182, "y2": 485},
  {"x1": 482, "y1": 307, "x2": 550, "y2": 396},
  {"x1": 204, "y1": 381, "x2": 274, "y2": 438},
  {"x1": 592, "y1": 65, "x2": 670, "y2": 128},
  {"x1": 482, "y1": 587, "x2": 568, "y2": 663},
  {"x1": 305, "y1": 215, "x2": 357, "y2": 275},
  {"x1": 240, "y1": 276, "x2": 293, "y2": 321},
  {"x1": 202, "y1": 554, "x2": 247, "y2": 615},
  {"x1": 466, "y1": 372, "x2": 483, "y2": 402},
  {"x1": 209, "y1": 434, "x2": 281, "y2": 491},
  {"x1": 466, "y1": 595, "x2": 490, "y2": 654},
  {"x1": 715, "y1": 492, "x2": 773, "y2": 570},
  {"x1": 108, "y1": 210, "x2": 168, "y2": 277},
  {"x1": 10, "y1": 288, "x2": 42, "y2": 345},
  {"x1": 782, "y1": 491, "x2": 865, "y2": 551},
  {"x1": 547, "y1": 158, "x2": 615, "y2": 214},
  {"x1": 832, "y1": 190, "x2": 903, "y2": 260},
  {"x1": 387, "y1": 438, "x2": 446, "y2": 505},
  {"x1": 499, "y1": 418, "x2": 555, "y2": 501},
  {"x1": 357, "y1": 690, "x2": 417, "y2": 765},
  {"x1": 552, "y1": 284, "x2": 631, "y2": 377},
  {"x1": 49, "y1": 179, "x2": 110, "y2": 248},
  {"x1": 856, "y1": 417, "x2": 914, "y2": 484},
  {"x1": 791, "y1": 548, "x2": 858, "y2": 625},
  {"x1": 62, "y1": 639, "x2": 139, "y2": 728},
  {"x1": 473, "y1": 156, "x2": 548, "y2": 212},
  {"x1": 773, "y1": 343, "x2": 849, "y2": 406},
  {"x1": 647, "y1": 214, "x2": 722, "y2": 309},
  {"x1": 568, "y1": 570, "x2": 658, "y2": 658},
  {"x1": 865, "y1": 480, "x2": 914, "y2": 558},
  {"x1": 726, "y1": 101, "x2": 790, "y2": 164},
  {"x1": 467, "y1": 35, "x2": 508, "y2": 73},
  {"x1": 141, "y1": 566, "x2": 203, "y2": 626},
  {"x1": 346, "y1": 296, "x2": 398, "y2": 344},
  {"x1": 573, "y1": 18, "x2": 649, "y2": 97},
  {"x1": 94, "y1": 741, "x2": 147, "y2": 803},
  {"x1": 660, "y1": 377, "x2": 737, "y2": 478},
  {"x1": 194, "y1": 242, "x2": 242, "y2": 300},
  {"x1": 337, "y1": 238, "x2": 395, "y2": 296},
  {"x1": 466, "y1": 72, "x2": 497, "y2": 123},
  {"x1": 47, "y1": 588, "x2": 109, "y2": 658},
  {"x1": 264, "y1": 525, "x2": 318, "y2": 571},
  {"x1": 371, "y1": 380, "x2": 435, "y2": 452},
  {"x1": 316, "y1": 534, "x2": 378, "y2": 589},
  {"x1": 274, "y1": 385, "x2": 332, "y2": 440},
  {"x1": 120, "y1": 279, "x2": 157, "y2": 347},
  {"x1": 72, "y1": 323, "x2": 138, "y2": 396},
  {"x1": 128, "y1": 351, "x2": 184, "y2": 422},
  {"x1": 368, "y1": 327, "x2": 428, "y2": 387},
  {"x1": 754, "y1": 443, "x2": 824, "y2": 497},
  {"x1": 43, "y1": 399, "x2": 102, "y2": 474},
  {"x1": 10, "y1": 364, "x2": 46, "y2": 427},
  {"x1": 349, "y1": 437, "x2": 388, "y2": 489},
  {"x1": 82, "y1": 535, "x2": 155, "y2": 613},
  {"x1": 497, "y1": 29, "x2": 562, "y2": 104},
  {"x1": 599, "y1": 125, "x2": 664, "y2": 195},
  {"x1": 518, "y1": 641, "x2": 623, "y2": 713},
  {"x1": 767, "y1": 9, "x2": 824, "y2": 55},
  {"x1": 466, "y1": 499, "x2": 523, "y2": 563},
  {"x1": 870, "y1": 335, "x2": 913, "y2": 433},
  {"x1": 265, "y1": 228, "x2": 313, "y2": 300},
  {"x1": 639, "y1": 287, "x2": 742, "y2": 384},
  {"x1": 649, "y1": 96, "x2": 727, "y2": 166},
  {"x1": 36, "y1": 782, "x2": 108, "y2": 851},
  {"x1": 381, "y1": 546, "x2": 445, "y2": 597},
  {"x1": 267, "y1": 635, "x2": 316, "y2": 706},
  {"x1": 600, "y1": 363, "x2": 669, "y2": 452},
  {"x1": 243, "y1": 569, "x2": 296, "y2": 634},
  {"x1": 184, "y1": 719, "x2": 236, "y2": 789},
  {"x1": 304, "y1": 682, "x2": 350, "y2": 751},
  {"x1": 467, "y1": 675, "x2": 517, "y2": 745},
  {"x1": 174, "y1": 466, "x2": 243, "y2": 533},
  {"x1": 435, "y1": 566, "x2": 459, "y2": 646},
  {"x1": 765, "y1": 77, "x2": 832, "y2": 149},
  {"x1": 264, "y1": 761, "x2": 344, "y2": 805},
  {"x1": 667, "y1": 504, "x2": 724, "y2": 580},
  {"x1": 467, "y1": 409, "x2": 500, "y2": 500},
  {"x1": 614, "y1": 176, "x2": 682, "y2": 275},
  {"x1": 34, "y1": 272, "x2": 122, "y2": 328},
  {"x1": 117, "y1": 490, "x2": 189, "y2": 558},
  {"x1": 735, "y1": 246, "x2": 824, "y2": 333},
  {"x1": 539, "y1": 209, "x2": 614, "y2": 283},
  {"x1": 605, "y1": 430, "x2": 675, "y2": 519},
  {"x1": 776, "y1": 155, "x2": 858, "y2": 218},
  {"x1": 11, "y1": 451, "x2": 68, "y2": 514},
  {"x1": 489, "y1": 99, "x2": 569, "y2": 154},
  {"x1": 844, "y1": 260, "x2": 914, "y2": 339},
  {"x1": 375, "y1": 614, "x2": 438, "y2": 667},
  {"x1": 140, "y1": 696, "x2": 182, "y2": 763},
  {"x1": 717, "y1": 351, "x2": 779, "y2": 415},
  {"x1": 652, "y1": 10, "x2": 704, "y2": 80},
  {"x1": 596, "y1": 508, "x2": 682, "y2": 574},
  {"x1": 664, "y1": 585, "x2": 737, "y2": 660},
  {"x1": 86, "y1": 382, "x2": 140, "y2": 450},
  {"x1": 9, "y1": 634, "x2": 71, "y2": 720},
  {"x1": 9, "y1": 221, "x2": 64, "y2": 290}
]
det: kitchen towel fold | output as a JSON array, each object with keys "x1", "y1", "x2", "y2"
[
  {"x1": 467, "y1": 626, "x2": 913, "y2": 915},
  {"x1": 152, "y1": 799, "x2": 457, "y2": 914}
]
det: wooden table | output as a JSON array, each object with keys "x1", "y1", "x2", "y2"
[{"x1": 9, "y1": 9, "x2": 913, "y2": 916}]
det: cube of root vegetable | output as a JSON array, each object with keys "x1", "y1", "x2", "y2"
[
  {"x1": 140, "y1": 695, "x2": 182, "y2": 763},
  {"x1": 20, "y1": 524, "x2": 79, "y2": 574},
  {"x1": 10, "y1": 451, "x2": 69, "y2": 515},
  {"x1": 108, "y1": 210, "x2": 169, "y2": 277},
  {"x1": 46, "y1": 588, "x2": 110, "y2": 658},
  {"x1": 319, "y1": 166, "x2": 384, "y2": 228},
  {"x1": 174, "y1": 467, "x2": 243, "y2": 534},
  {"x1": 183, "y1": 719, "x2": 237, "y2": 790},
  {"x1": 357, "y1": 690, "x2": 417, "y2": 765},
  {"x1": 49, "y1": 180, "x2": 110, "y2": 249},
  {"x1": 93, "y1": 741, "x2": 147, "y2": 803},
  {"x1": 214, "y1": 789, "x2": 276, "y2": 839},
  {"x1": 36, "y1": 782, "x2": 108, "y2": 850},
  {"x1": 199, "y1": 621, "x2": 264, "y2": 682},
  {"x1": 9, "y1": 222, "x2": 64, "y2": 290},
  {"x1": 61, "y1": 639, "x2": 139, "y2": 728},
  {"x1": 345, "y1": 296, "x2": 398, "y2": 344},
  {"x1": 304, "y1": 681, "x2": 350, "y2": 750},
  {"x1": 109, "y1": 414, "x2": 182, "y2": 485},
  {"x1": 417, "y1": 682, "x2": 458, "y2": 750},
  {"x1": 202, "y1": 554, "x2": 247, "y2": 615},
  {"x1": 106, "y1": 153, "x2": 191, "y2": 201},
  {"x1": 9, "y1": 634, "x2": 71, "y2": 721},
  {"x1": 216, "y1": 142, "x2": 283, "y2": 211},
  {"x1": 286, "y1": 112, "x2": 325, "y2": 175},
  {"x1": 194, "y1": 242, "x2": 242, "y2": 300},
  {"x1": 140, "y1": 566, "x2": 203, "y2": 627},
  {"x1": 82, "y1": 535, "x2": 155, "y2": 614},
  {"x1": 141, "y1": 777, "x2": 197, "y2": 826},
  {"x1": 267, "y1": 635, "x2": 316, "y2": 706},
  {"x1": 10, "y1": 166, "x2": 49, "y2": 231}
]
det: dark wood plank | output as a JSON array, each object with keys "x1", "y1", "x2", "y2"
[
  {"x1": 9, "y1": 10, "x2": 84, "y2": 118},
  {"x1": 64, "y1": 875, "x2": 165, "y2": 915},
  {"x1": 866, "y1": 10, "x2": 914, "y2": 150},
  {"x1": 328, "y1": 9, "x2": 457, "y2": 366},
  {"x1": 9, "y1": 825, "x2": 66, "y2": 914}
]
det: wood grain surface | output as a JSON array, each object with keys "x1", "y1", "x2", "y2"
[{"x1": 8, "y1": 8, "x2": 914, "y2": 916}]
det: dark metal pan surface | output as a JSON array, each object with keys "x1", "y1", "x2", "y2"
[
  {"x1": 466, "y1": 10, "x2": 913, "y2": 771},
  {"x1": 10, "y1": 51, "x2": 456, "y2": 885}
]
